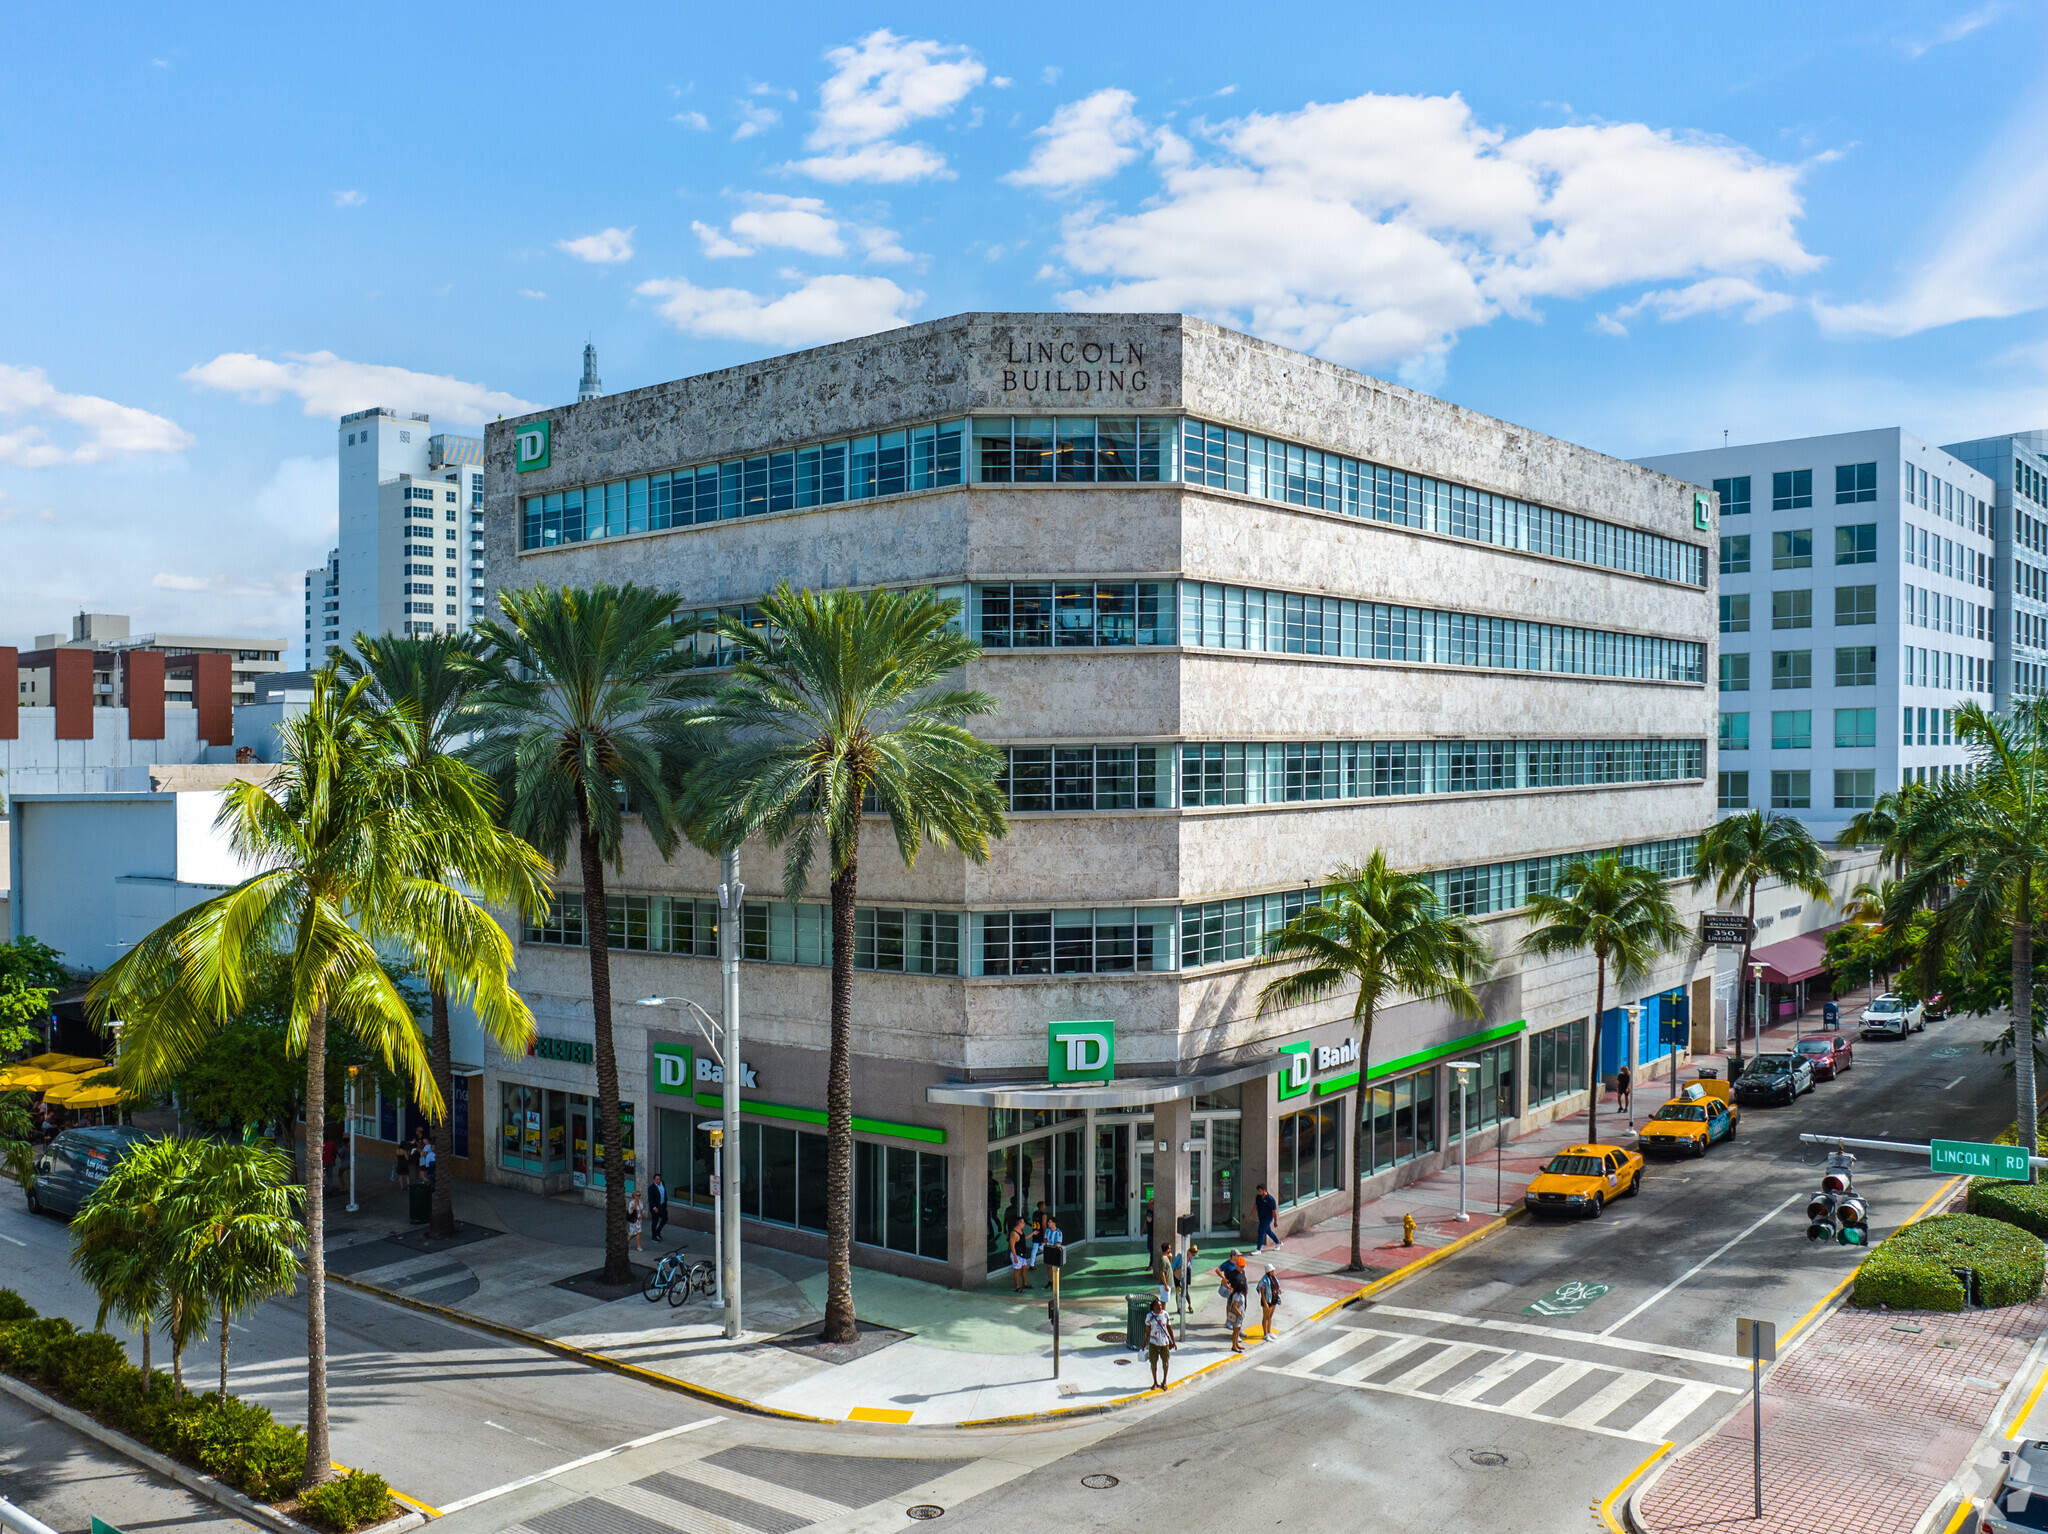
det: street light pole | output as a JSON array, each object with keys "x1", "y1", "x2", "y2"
[
  {"x1": 346, "y1": 1066, "x2": 360, "y2": 1213},
  {"x1": 1751, "y1": 962, "x2": 1766, "y2": 1062},
  {"x1": 636, "y1": 982, "x2": 740, "y2": 1335},
  {"x1": 1624, "y1": 1004, "x2": 1641, "y2": 1127},
  {"x1": 1447, "y1": 1060, "x2": 1481, "y2": 1221},
  {"x1": 717, "y1": 848, "x2": 743, "y2": 1342}
]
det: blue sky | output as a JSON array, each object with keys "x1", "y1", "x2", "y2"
[{"x1": 4, "y1": 1, "x2": 2045, "y2": 650}]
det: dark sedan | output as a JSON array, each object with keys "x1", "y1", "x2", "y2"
[
  {"x1": 1794, "y1": 1034, "x2": 1853, "y2": 1080},
  {"x1": 1732, "y1": 1052, "x2": 1815, "y2": 1106}
]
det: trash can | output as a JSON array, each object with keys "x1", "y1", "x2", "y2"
[
  {"x1": 1125, "y1": 1293, "x2": 1150, "y2": 1351},
  {"x1": 408, "y1": 1182, "x2": 431, "y2": 1225}
]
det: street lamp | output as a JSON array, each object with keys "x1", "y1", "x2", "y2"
[
  {"x1": 346, "y1": 1066, "x2": 360, "y2": 1213},
  {"x1": 1624, "y1": 1005, "x2": 1641, "y2": 1127},
  {"x1": 1750, "y1": 961, "x2": 1767, "y2": 1063},
  {"x1": 1447, "y1": 1060, "x2": 1481, "y2": 1221},
  {"x1": 637, "y1": 988, "x2": 742, "y2": 1338}
]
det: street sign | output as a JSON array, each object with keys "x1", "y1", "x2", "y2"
[
  {"x1": 1523, "y1": 1281, "x2": 1610, "y2": 1317},
  {"x1": 1735, "y1": 1317, "x2": 1777, "y2": 1362},
  {"x1": 1931, "y1": 1139, "x2": 2033, "y2": 1181},
  {"x1": 1700, "y1": 912, "x2": 1755, "y2": 946}
]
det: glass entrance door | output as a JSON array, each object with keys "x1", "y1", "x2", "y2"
[
  {"x1": 1133, "y1": 1119, "x2": 1155, "y2": 1242},
  {"x1": 1092, "y1": 1123, "x2": 1129, "y2": 1238}
]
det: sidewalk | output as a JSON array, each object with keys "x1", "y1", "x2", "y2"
[{"x1": 317, "y1": 1107, "x2": 1610, "y2": 1428}]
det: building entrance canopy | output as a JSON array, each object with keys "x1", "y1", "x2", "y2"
[{"x1": 928, "y1": 1054, "x2": 1282, "y2": 1111}]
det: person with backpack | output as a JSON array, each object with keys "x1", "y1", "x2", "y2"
[
  {"x1": 1144, "y1": 1295, "x2": 1177, "y2": 1389},
  {"x1": 1215, "y1": 1251, "x2": 1250, "y2": 1353},
  {"x1": 1257, "y1": 1263, "x2": 1283, "y2": 1341}
]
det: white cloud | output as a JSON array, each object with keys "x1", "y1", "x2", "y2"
[
  {"x1": 674, "y1": 110, "x2": 710, "y2": 130},
  {"x1": 693, "y1": 220, "x2": 755, "y2": 259},
  {"x1": 730, "y1": 195, "x2": 847, "y2": 256},
  {"x1": 734, "y1": 103, "x2": 781, "y2": 140},
  {"x1": 184, "y1": 351, "x2": 538, "y2": 424},
  {"x1": 1042, "y1": 90, "x2": 1817, "y2": 371},
  {"x1": 636, "y1": 272, "x2": 922, "y2": 348},
  {"x1": 0, "y1": 364, "x2": 194, "y2": 467},
  {"x1": 788, "y1": 30, "x2": 984, "y2": 183},
  {"x1": 333, "y1": 189, "x2": 366, "y2": 209},
  {"x1": 1901, "y1": 2, "x2": 2010, "y2": 57},
  {"x1": 1596, "y1": 277, "x2": 1795, "y2": 335},
  {"x1": 556, "y1": 226, "x2": 635, "y2": 264},
  {"x1": 856, "y1": 226, "x2": 914, "y2": 265},
  {"x1": 520, "y1": 289, "x2": 548, "y2": 300},
  {"x1": 1006, "y1": 88, "x2": 1147, "y2": 193}
]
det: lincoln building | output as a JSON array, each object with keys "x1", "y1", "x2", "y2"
[{"x1": 480, "y1": 313, "x2": 1720, "y2": 1290}]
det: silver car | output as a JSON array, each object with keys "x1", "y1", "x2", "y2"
[
  {"x1": 1858, "y1": 993, "x2": 1924, "y2": 1039},
  {"x1": 1981, "y1": 1439, "x2": 2048, "y2": 1531}
]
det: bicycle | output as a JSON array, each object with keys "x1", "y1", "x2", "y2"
[
  {"x1": 642, "y1": 1250, "x2": 691, "y2": 1303},
  {"x1": 667, "y1": 1257, "x2": 716, "y2": 1307}
]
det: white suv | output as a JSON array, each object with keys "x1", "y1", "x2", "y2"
[{"x1": 1858, "y1": 993, "x2": 1924, "y2": 1039}]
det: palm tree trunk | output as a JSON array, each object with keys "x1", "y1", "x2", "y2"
[
  {"x1": 429, "y1": 984, "x2": 455, "y2": 1237},
  {"x1": 2017, "y1": 888, "x2": 2038, "y2": 1181},
  {"x1": 1346, "y1": 995, "x2": 1375, "y2": 1273},
  {"x1": 821, "y1": 855, "x2": 859, "y2": 1345},
  {"x1": 1588, "y1": 954, "x2": 1607, "y2": 1146},
  {"x1": 302, "y1": 996, "x2": 331, "y2": 1487},
  {"x1": 219, "y1": 1297, "x2": 230, "y2": 1397},
  {"x1": 170, "y1": 1303, "x2": 184, "y2": 1391},
  {"x1": 1734, "y1": 881, "x2": 1757, "y2": 1072},
  {"x1": 575, "y1": 799, "x2": 631, "y2": 1287},
  {"x1": 138, "y1": 1317, "x2": 150, "y2": 1377}
]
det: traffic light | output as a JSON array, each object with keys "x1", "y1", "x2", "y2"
[
  {"x1": 1806, "y1": 1191, "x2": 1840, "y2": 1242},
  {"x1": 1808, "y1": 1152, "x2": 1862, "y2": 1243},
  {"x1": 1836, "y1": 1195, "x2": 1868, "y2": 1246}
]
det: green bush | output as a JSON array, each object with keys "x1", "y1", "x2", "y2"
[
  {"x1": 1968, "y1": 1179, "x2": 2048, "y2": 1241},
  {"x1": 0, "y1": 1289, "x2": 33, "y2": 1323},
  {"x1": 299, "y1": 1471, "x2": 396, "y2": 1534},
  {"x1": 163, "y1": 1392, "x2": 306, "y2": 1502},
  {"x1": 0, "y1": 1315, "x2": 77, "y2": 1373},
  {"x1": 1852, "y1": 1212, "x2": 2046, "y2": 1311}
]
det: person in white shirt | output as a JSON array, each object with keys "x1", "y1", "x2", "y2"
[{"x1": 1145, "y1": 1296, "x2": 1177, "y2": 1389}]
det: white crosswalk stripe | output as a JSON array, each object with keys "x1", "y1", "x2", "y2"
[{"x1": 1260, "y1": 1326, "x2": 1741, "y2": 1444}]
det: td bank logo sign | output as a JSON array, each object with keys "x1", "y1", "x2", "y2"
[
  {"x1": 1048, "y1": 1020, "x2": 1115, "y2": 1084},
  {"x1": 1278, "y1": 1036, "x2": 1359, "y2": 1100},
  {"x1": 514, "y1": 419, "x2": 552, "y2": 473},
  {"x1": 652, "y1": 1042, "x2": 758, "y2": 1096}
]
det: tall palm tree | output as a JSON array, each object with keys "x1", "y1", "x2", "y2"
[
  {"x1": 1839, "y1": 781, "x2": 1927, "y2": 878},
  {"x1": 170, "y1": 1138, "x2": 304, "y2": 1396},
  {"x1": 89, "y1": 674, "x2": 532, "y2": 1487},
  {"x1": 685, "y1": 585, "x2": 1006, "y2": 1344},
  {"x1": 1892, "y1": 700, "x2": 2048, "y2": 1164},
  {"x1": 1255, "y1": 854, "x2": 1490, "y2": 1272},
  {"x1": 1519, "y1": 854, "x2": 1689, "y2": 1146},
  {"x1": 342, "y1": 633, "x2": 553, "y2": 1236},
  {"x1": 463, "y1": 584, "x2": 713, "y2": 1286},
  {"x1": 1692, "y1": 810, "x2": 1834, "y2": 1070}
]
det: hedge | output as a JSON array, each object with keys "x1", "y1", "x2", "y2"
[
  {"x1": 1851, "y1": 1213, "x2": 2046, "y2": 1311},
  {"x1": 1968, "y1": 1179, "x2": 2048, "y2": 1242},
  {"x1": 0, "y1": 1289, "x2": 394, "y2": 1531}
]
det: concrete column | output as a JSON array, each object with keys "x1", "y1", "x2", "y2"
[
  {"x1": 122, "y1": 649, "x2": 166, "y2": 741},
  {"x1": 188, "y1": 652, "x2": 232, "y2": 745},
  {"x1": 1240, "y1": 1074, "x2": 1277, "y2": 1245},
  {"x1": 950, "y1": 1105, "x2": 986, "y2": 1291},
  {"x1": 51, "y1": 649, "x2": 92, "y2": 740},
  {"x1": 0, "y1": 648, "x2": 15, "y2": 740},
  {"x1": 1153, "y1": 1095, "x2": 1192, "y2": 1258}
]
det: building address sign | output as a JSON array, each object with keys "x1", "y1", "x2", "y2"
[{"x1": 999, "y1": 338, "x2": 1149, "y2": 397}]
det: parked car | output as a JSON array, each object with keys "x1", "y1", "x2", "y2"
[
  {"x1": 1523, "y1": 1143, "x2": 1646, "y2": 1218},
  {"x1": 1794, "y1": 1034, "x2": 1854, "y2": 1080},
  {"x1": 1636, "y1": 1080, "x2": 1739, "y2": 1157},
  {"x1": 1733, "y1": 1051, "x2": 1815, "y2": 1106},
  {"x1": 1922, "y1": 991, "x2": 1948, "y2": 1022},
  {"x1": 1859, "y1": 993, "x2": 1925, "y2": 1039},
  {"x1": 25, "y1": 1126, "x2": 148, "y2": 1218},
  {"x1": 1979, "y1": 1438, "x2": 2048, "y2": 1533}
]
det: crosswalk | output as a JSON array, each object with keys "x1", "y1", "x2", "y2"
[{"x1": 1260, "y1": 1324, "x2": 1741, "y2": 1443}]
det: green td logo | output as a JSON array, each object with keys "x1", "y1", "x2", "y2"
[
  {"x1": 1694, "y1": 491, "x2": 1711, "y2": 530},
  {"x1": 515, "y1": 419, "x2": 552, "y2": 473},
  {"x1": 1278, "y1": 1041, "x2": 1313, "y2": 1100},
  {"x1": 1048, "y1": 1020, "x2": 1115, "y2": 1083},
  {"x1": 652, "y1": 1042, "x2": 692, "y2": 1096}
]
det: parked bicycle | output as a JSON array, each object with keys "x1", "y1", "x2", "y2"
[
  {"x1": 640, "y1": 1248, "x2": 716, "y2": 1306},
  {"x1": 667, "y1": 1256, "x2": 716, "y2": 1308},
  {"x1": 641, "y1": 1250, "x2": 690, "y2": 1303}
]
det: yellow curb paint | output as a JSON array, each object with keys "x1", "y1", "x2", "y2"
[
  {"x1": 331, "y1": 1459, "x2": 441, "y2": 1519},
  {"x1": 847, "y1": 1407, "x2": 914, "y2": 1424},
  {"x1": 1595, "y1": 1441, "x2": 1670, "y2": 1533},
  {"x1": 1779, "y1": 1270, "x2": 1858, "y2": 1351},
  {"x1": 2007, "y1": 1363, "x2": 2048, "y2": 1441},
  {"x1": 953, "y1": 1350, "x2": 1249, "y2": 1429},
  {"x1": 1942, "y1": 1498, "x2": 1975, "y2": 1534},
  {"x1": 1306, "y1": 1207, "x2": 1528, "y2": 1325}
]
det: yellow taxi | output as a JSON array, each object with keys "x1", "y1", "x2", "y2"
[
  {"x1": 1634, "y1": 1080, "x2": 1738, "y2": 1158},
  {"x1": 1522, "y1": 1143, "x2": 1645, "y2": 1218}
]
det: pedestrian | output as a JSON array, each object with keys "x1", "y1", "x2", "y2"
[
  {"x1": 1215, "y1": 1251, "x2": 1249, "y2": 1353},
  {"x1": 1616, "y1": 1064, "x2": 1633, "y2": 1117},
  {"x1": 1040, "y1": 1213, "x2": 1064, "y2": 1288},
  {"x1": 418, "y1": 1136, "x2": 437, "y2": 1186},
  {"x1": 1169, "y1": 1242, "x2": 1189, "y2": 1313},
  {"x1": 392, "y1": 1140, "x2": 410, "y2": 1189},
  {"x1": 1257, "y1": 1263, "x2": 1282, "y2": 1341},
  {"x1": 1145, "y1": 1295, "x2": 1177, "y2": 1389},
  {"x1": 321, "y1": 1136, "x2": 337, "y2": 1193},
  {"x1": 1008, "y1": 1216, "x2": 1030, "y2": 1292},
  {"x1": 1253, "y1": 1183, "x2": 1281, "y2": 1250},
  {"x1": 1154, "y1": 1239, "x2": 1174, "y2": 1295},
  {"x1": 1137, "y1": 1201, "x2": 1155, "y2": 1271},
  {"x1": 626, "y1": 1189, "x2": 645, "y2": 1253},
  {"x1": 1029, "y1": 1200, "x2": 1048, "y2": 1272},
  {"x1": 649, "y1": 1172, "x2": 668, "y2": 1244}
]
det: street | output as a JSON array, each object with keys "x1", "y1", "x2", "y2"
[{"x1": 0, "y1": 1008, "x2": 2018, "y2": 1534}]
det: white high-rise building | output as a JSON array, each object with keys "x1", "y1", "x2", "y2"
[{"x1": 1940, "y1": 430, "x2": 2048, "y2": 709}]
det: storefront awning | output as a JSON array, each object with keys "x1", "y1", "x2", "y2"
[
  {"x1": 926, "y1": 1054, "x2": 1285, "y2": 1111},
  {"x1": 1751, "y1": 922, "x2": 1844, "y2": 985}
]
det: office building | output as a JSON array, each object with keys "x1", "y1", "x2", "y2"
[
  {"x1": 482, "y1": 313, "x2": 1719, "y2": 1288},
  {"x1": 17, "y1": 612, "x2": 287, "y2": 714},
  {"x1": 1638, "y1": 431, "x2": 1997, "y2": 834},
  {"x1": 304, "y1": 548, "x2": 340, "y2": 667},
  {"x1": 1940, "y1": 430, "x2": 2048, "y2": 709}
]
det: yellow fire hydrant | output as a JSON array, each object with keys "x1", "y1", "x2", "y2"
[{"x1": 1401, "y1": 1212, "x2": 1417, "y2": 1247}]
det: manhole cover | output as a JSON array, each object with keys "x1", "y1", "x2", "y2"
[
  {"x1": 1081, "y1": 1474, "x2": 1120, "y2": 1490},
  {"x1": 907, "y1": 1506, "x2": 944, "y2": 1521},
  {"x1": 1469, "y1": 1451, "x2": 1508, "y2": 1468},
  {"x1": 1096, "y1": 1331, "x2": 1127, "y2": 1342}
]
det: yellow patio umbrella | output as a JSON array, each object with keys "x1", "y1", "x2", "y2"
[
  {"x1": 55, "y1": 1083, "x2": 130, "y2": 1110},
  {"x1": 48, "y1": 1055, "x2": 108, "y2": 1073},
  {"x1": 0, "y1": 1067, "x2": 79, "y2": 1092}
]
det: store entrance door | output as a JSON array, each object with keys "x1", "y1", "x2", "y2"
[{"x1": 1092, "y1": 1122, "x2": 1129, "y2": 1239}]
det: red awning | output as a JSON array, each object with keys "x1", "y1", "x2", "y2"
[{"x1": 1750, "y1": 922, "x2": 1844, "y2": 985}]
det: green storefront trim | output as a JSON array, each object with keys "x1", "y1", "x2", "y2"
[
  {"x1": 1315, "y1": 1069, "x2": 1360, "y2": 1097},
  {"x1": 1363, "y1": 1019, "x2": 1527, "y2": 1084},
  {"x1": 689, "y1": 1091, "x2": 947, "y2": 1145}
]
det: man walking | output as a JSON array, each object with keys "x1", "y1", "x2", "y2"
[
  {"x1": 1145, "y1": 1296, "x2": 1177, "y2": 1390},
  {"x1": 650, "y1": 1172, "x2": 669, "y2": 1244},
  {"x1": 1254, "y1": 1183, "x2": 1281, "y2": 1251},
  {"x1": 1616, "y1": 1064, "x2": 1633, "y2": 1119},
  {"x1": 1216, "y1": 1251, "x2": 1250, "y2": 1353}
]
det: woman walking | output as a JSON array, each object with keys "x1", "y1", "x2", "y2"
[
  {"x1": 626, "y1": 1189, "x2": 645, "y2": 1253},
  {"x1": 1257, "y1": 1263, "x2": 1283, "y2": 1342}
]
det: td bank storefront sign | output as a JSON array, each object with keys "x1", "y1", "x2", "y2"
[
  {"x1": 652, "y1": 1042, "x2": 758, "y2": 1094},
  {"x1": 1048, "y1": 1020, "x2": 1115, "y2": 1084},
  {"x1": 1278, "y1": 1036, "x2": 1360, "y2": 1100}
]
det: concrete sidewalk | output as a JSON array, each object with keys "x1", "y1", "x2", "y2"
[{"x1": 317, "y1": 1105, "x2": 1628, "y2": 1428}]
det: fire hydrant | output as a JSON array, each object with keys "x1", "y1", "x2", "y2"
[{"x1": 1401, "y1": 1212, "x2": 1417, "y2": 1247}]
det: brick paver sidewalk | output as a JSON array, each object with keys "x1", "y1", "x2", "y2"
[{"x1": 1637, "y1": 1295, "x2": 2048, "y2": 1533}]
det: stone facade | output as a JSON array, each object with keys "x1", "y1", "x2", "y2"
[{"x1": 479, "y1": 313, "x2": 1722, "y2": 1290}]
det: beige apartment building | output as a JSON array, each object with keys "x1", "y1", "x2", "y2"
[{"x1": 17, "y1": 613, "x2": 286, "y2": 710}]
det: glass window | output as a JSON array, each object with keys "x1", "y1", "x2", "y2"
[
  {"x1": 1771, "y1": 589, "x2": 1811, "y2": 630},
  {"x1": 1834, "y1": 707, "x2": 1876, "y2": 749},
  {"x1": 1720, "y1": 594, "x2": 1750, "y2": 633},
  {"x1": 1769, "y1": 710, "x2": 1811, "y2": 750},
  {"x1": 1717, "y1": 770, "x2": 1750, "y2": 810},
  {"x1": 1770, "y1": 769, "x2": 1811, "y2": 809},
  {"x1": 1720, "y1": 653, "x2": 1750, "y2": 693},
  {"x1": 1361, "y1": 1068, "x2": 1437, "y2": 1175},
  {"x1": 1835, "y1": 646, "x2": 1878, "y2": 687},
  {"x1": 1714, "y1": 476, "x2": 1751, "y2": 516},
  {"x1": 1772, "y1": 529, "x2": 1813, "y2": 569},
  {"x1": 1528, "y1": 1021, "x2": 1587, "y2": 1109},
  {"x1": 1835, "y1": 585, "x2": 1876, "y2": 626},
  {"x1": 1770, "y1": 650, "x2": 1811, "y2": 690},
  {"x1": 1720, "y1": 534, "x2": 1750, "y2": 574},
  {"x1": 1834, "y1": 462, "x2": 1877, "y2": 504},
  {"x1": 1835, "y1": 524, "x2": 1878, "y2": 564},
  {"x1": 1772, "y1": 469, "x2": 1813, "y2": 510},
  {"x1": 1719, "y1": 712, "x2": 1749, "y2": 751}
]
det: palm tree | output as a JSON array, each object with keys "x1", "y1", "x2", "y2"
[
  {"x1": 1255, "y1": 854, "x2": 1490, "y2": 1272},
  {"x1": 1839, "y1": 781, "x2": 1927, "y2": 878},
  {"x1": 463, "y1": 584, "x2": 713, "y2": 1286},
  {"x1": 685, "y1": 585, "x2": 1006, "y2": 1344},
  {"x1": 1892, "y1": 700, "x2": 2048, "y2": 1163},
  {"x1": 89, "y1": 674, "x2": 532, "y2": 1487},
  {"x1": 1692, "y1": 810, "x2": 1833, "y2": 1070},
  {"x1": 72, "y1": 1135, "x2": 192, "y2": 1378},
  {"x1": 1519, "y1": 854, "x2": 1689, "y2": 1146},
  {"x1": 342, "y1": 633, "x2": 553, "y2": 1236},
  {"x1": 169, "y1": 1138, "x2": 303, "y2": 1396},
  {"x1": 1840, "y1": 878, "x2": 1905, "y2": 993}
]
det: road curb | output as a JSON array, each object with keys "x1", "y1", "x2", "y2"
[
  {"x1": 0, "y1": 1370, "x2": 323, "y2": 1534},
  {"x1": 1311, "y1": 1205, "x2": 1528, "y2": 1323}
]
